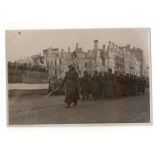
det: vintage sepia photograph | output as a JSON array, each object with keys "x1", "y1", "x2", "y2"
[{"x1": 6, "y1": 28, "x2": 151, "y2": 125}]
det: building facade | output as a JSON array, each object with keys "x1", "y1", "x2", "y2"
[{"x1": 43, "y1": 40, "x2": 145, "y2": 79}]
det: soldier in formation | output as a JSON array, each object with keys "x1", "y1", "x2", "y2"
[
  {"x1": 90, "y1": 71, "x2": 101, "y2": 100},
  {"x1": 79, "y1": 68, "x2": 147, "y2": 100},
  {"x1": 48, "y1": 66, "x2": 147, "y2": 108},
  {"x1": 80, "y1": 71, "x2": 91, "y2": 101},
  {"x1": 104, "y1": 68, "x2": 114, "y2": 99}
]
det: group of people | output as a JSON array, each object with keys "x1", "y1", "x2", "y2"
[
  {"x1": 49, "y1": 64, "x2": 147, "y2": 108},
  {"x1": 80, "y1": 69, "x2": 147, "y2": 101}
]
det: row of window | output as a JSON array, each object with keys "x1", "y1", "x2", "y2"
[{"x1": 49, "y1": 59, "x2": 62, "y2": 66}]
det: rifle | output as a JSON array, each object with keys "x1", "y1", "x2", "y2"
[{"x1": 44, "y1": 88, "x2": 59, "y2": 99}]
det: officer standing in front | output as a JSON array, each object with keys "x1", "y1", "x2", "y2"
[{"x1": 58, "y1": 64, "x2": 80, "y2": 108}]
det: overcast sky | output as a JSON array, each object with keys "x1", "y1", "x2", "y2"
[{"x1": 6, "y1": 28, "x2": 150, "y2": 63}]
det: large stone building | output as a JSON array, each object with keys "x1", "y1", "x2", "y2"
[
  {"x1": 43, "y1": 47, "x2": 71, "y2": 78},
  {"x1": 90, "y1": 40, "x2": 106, "y2": 72},
  {"x1": 105, "y1": 42, "x2": 144, "y2": 76},
  {"x1": 72, "y1": 43, "x2": 91, "y2": 75},
  {"x1": 43, "y1": 40, "x2": 145, "y2": 79}
]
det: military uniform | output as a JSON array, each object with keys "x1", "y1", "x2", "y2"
[
  {"x1": 59, "y1": 65, "x2": 80, "y2": 108},
  {"x1": 114, "y1": 72, "x2": 124, "y2": 98},
  {"x1": 98, "y1": 72, "x2": 104, "y2": 98},
  {"x1": 141, "y1": 77, "x2": 146, "y2": 95},
  {"x1": 117, "y1": 74, "x2": 123, "y2": 96},
  {"x1": 125, "y1": 74, "x2": 130, "y2": 96},
  {"x1": 91, "y1": 71, "x2": 100, "y2": 100},
  {"x1": 121, "y1": 74, "x2": 126, "y2": 96},
  {"x1": 113, "y1": 72, "x2": 119, "y2": 97},
  {"x1": 103, "y1": 72, "x2": 108, "y2": 97},
  {"x1": 130, "y1": 75, "x2": 134, "y2": 95},
  {"x1": 137, "y1": 77, "x2": 141, "y2": 95},
  {"x1": 80, "y1": 71, "x2": 90, "y2": 100},
  {"x1": 133, "y1": 76, "x2": 138, "y2": 95},
  {"x1": 105, "y1": 68, "x2": 114, "y2": 98}
]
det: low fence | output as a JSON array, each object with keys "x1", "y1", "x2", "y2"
[
  {"x1": 8, "y1": 69, "x2": 48, "y2": 83},
  {"x1": 8, "y1": 70, "x2": 23, "y2": 83},
  {"x1": 22, "y1": 71, "x2": 48, "y2": 83}
]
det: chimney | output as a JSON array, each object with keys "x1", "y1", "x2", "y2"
[{"x1": 94, "y1": 40, "x2": 98, "y2": 51}]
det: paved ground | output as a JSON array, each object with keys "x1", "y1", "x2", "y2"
[{"x1": 8, "y1": 89, "x2": 150, "y2": 125}]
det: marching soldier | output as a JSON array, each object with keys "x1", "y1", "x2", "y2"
[
  {"x1": 48, "y1": 78, "x2": 52, "y2": 93},
  {"x1": 121, "y1": 74, "x2": 126, "y2": 96},
  {"x1": 137, "y1": 77, "x2": 141, "y2": 95},
  {"x1": 91, "y1": 71, "x2": 100, "y2": 100},
  {"x1": 125, "y1": 74, "x2": 130, "y2": 96},
  {"x1": 130, "y1": 75, "x2": 134, "y2": 95},
  {"x1": 105, "y1": 68, "x2": 114, "y2": 99},
  {"x1": 80, "y1": 71, "x2": 91, "y2": 101},
  {"x1": 113, "y1": 71, "x2": 120, "y2": 98},
  {"x1": 133, "y1": 76, "x2": 138, "y2": 95},
  {"x1": 141, "y1": 77, "x2": 146, "y2": 95},
  {"x1": 98, "y1": 72, "x2": 104, "y2": 98},
  {"x1": 58, "y1": 65, "x2": 80, "y2": 108},
  {"x1": 103, "y1": 71, "x2": 108, "y2": 97},
  {"x1": 118, "y1": 73, "x2": 124, "y2": 96}
]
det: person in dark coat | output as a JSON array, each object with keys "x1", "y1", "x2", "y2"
[
  {"x1": 98, "y1": 72, "x2": 104, "y2": 98},
  {"x1": 48, "y1": 79, "x2": 52, "y2": 93},
  {"x1": 141, "y1": 77, "x2": 146, "y2": 95},
  {"x1": 80, "y1": 71, "x2": 90, "y2": 101},
  {"x1": 137, "y1": 77, "x2": 141, "y2": 95},
  {"x1": 113, "y1": 71, "x2": 120, "y2": 98},
  {"x1": 125, "y1": 74, "x2": 130, "y2": 96},
  {"x1": 59, "y1": 65, "x2": 80, "y2": 108},
  {"x1": 121, "y1": 74, "x2": 126, "y2": 96},
  {"x1": 130, "y1": 75, "x2": 134, "y2": 95},
  {"x1": 133, "y1": 76, "x2": 138, "y2": 95},
  {"x1": 117, "y1": 73, "x2": 123, "y2": 96},
  {"x1": 103, "y1": 71, "x2": 108, "y2": 97},
  {"x1": 105, "y1": 68, "x2": 114, "y2": 99},
  {"x1": 91, "y1": 71, "x2": 100, "y2": 100}
]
